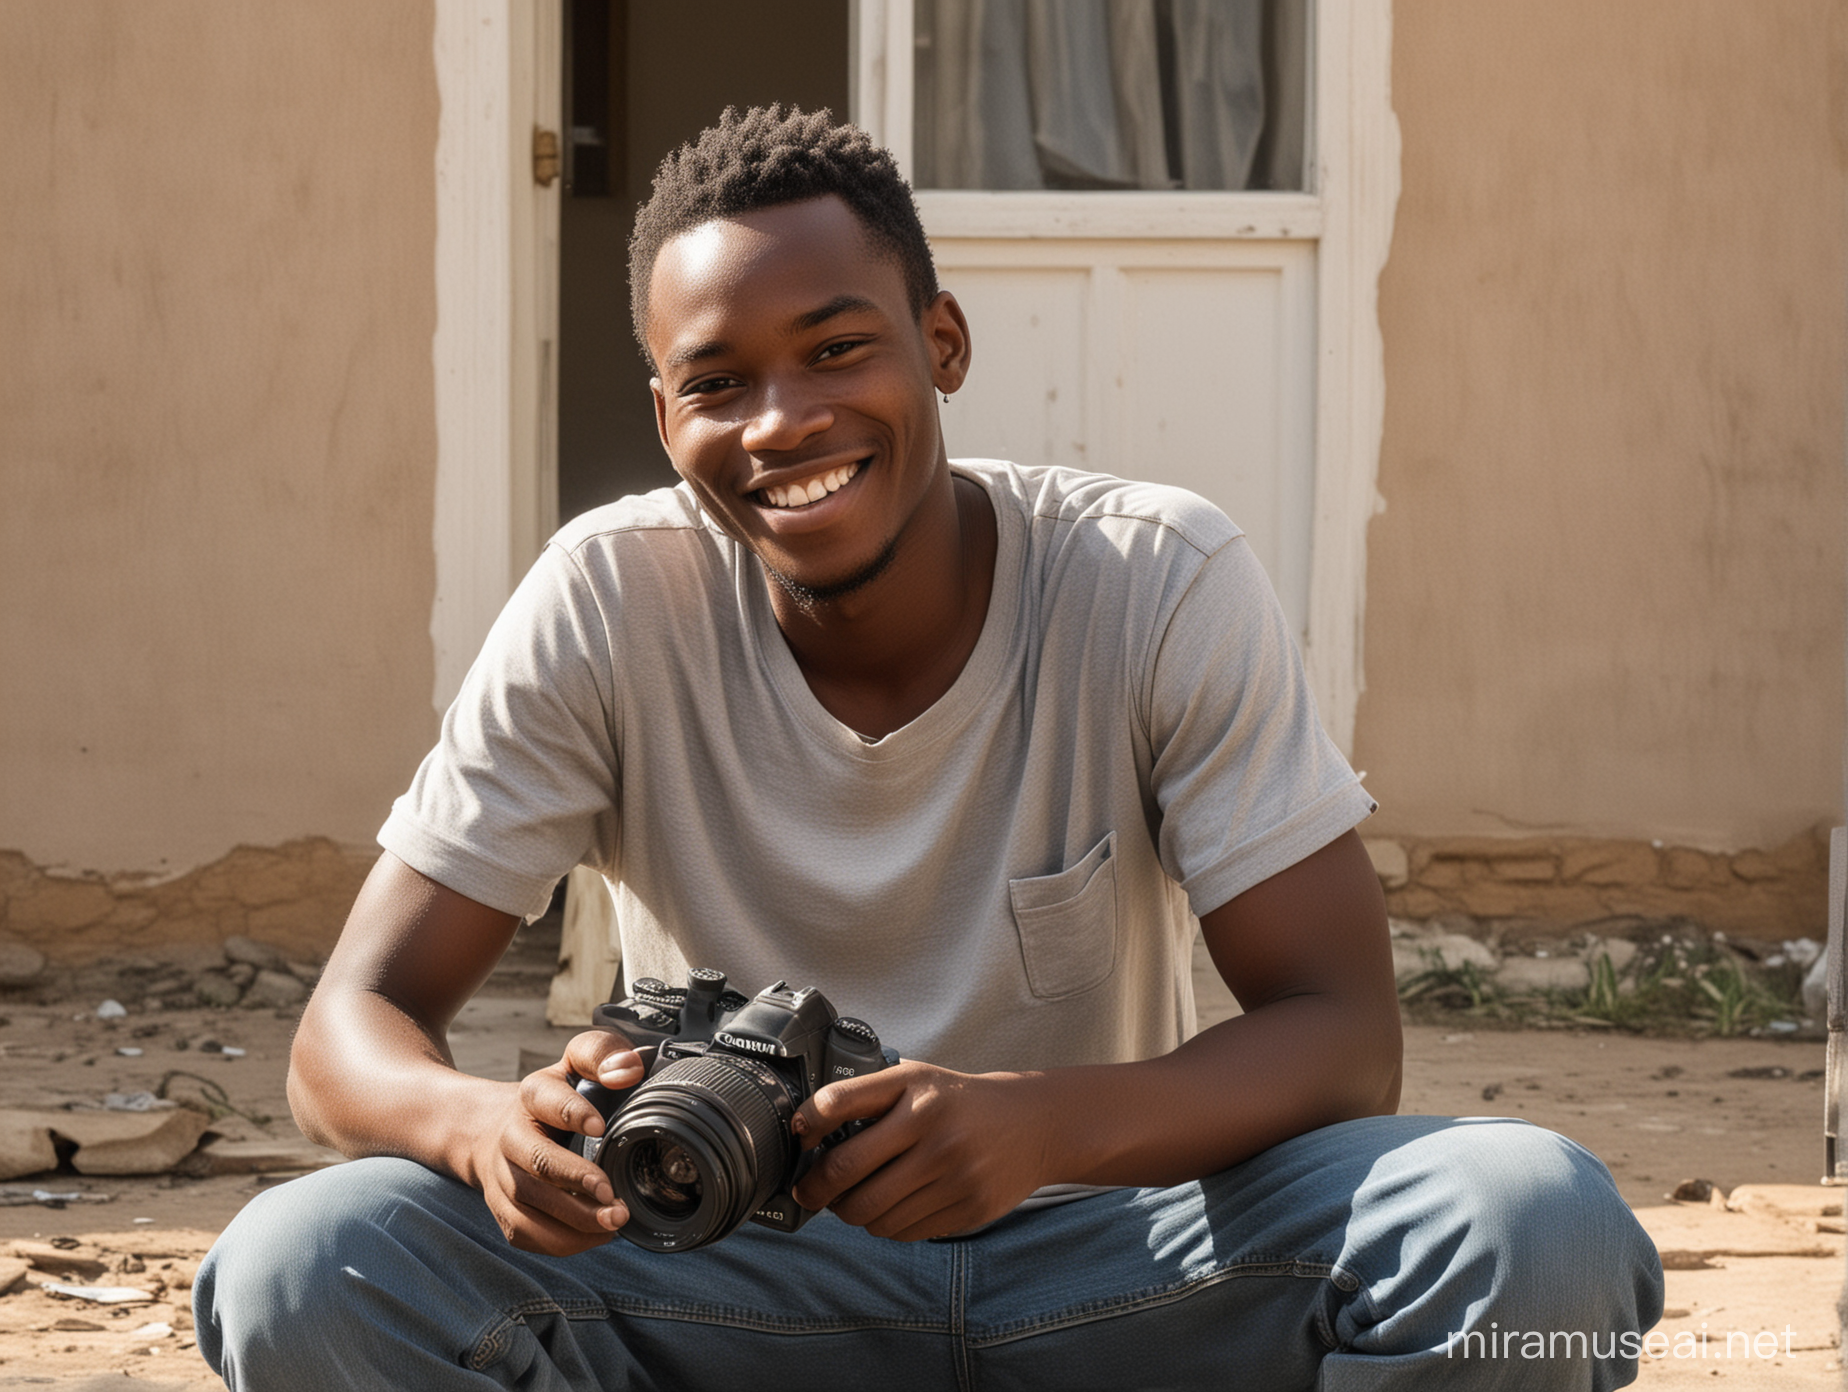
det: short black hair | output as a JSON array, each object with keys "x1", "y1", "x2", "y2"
[{"x1": 629, "y1": 105, "x2": 939, "y2": 364}]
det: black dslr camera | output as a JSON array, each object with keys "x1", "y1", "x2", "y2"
[{"x1": 560, "y1": 968, "x2": 897, "y2": 1253}]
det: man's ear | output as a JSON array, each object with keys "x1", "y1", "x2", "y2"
[
  {"x1": 650, "y1": 377, "x2": 674, "y2": 460},
  {"x1": 923, "y1": 290, "x2": 973, "y2": 398}
]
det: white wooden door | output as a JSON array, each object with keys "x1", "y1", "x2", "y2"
[{"x1": 931, "y1": 228, "x2": 1316, "y2": 633}]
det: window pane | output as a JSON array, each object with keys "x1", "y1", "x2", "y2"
[{"x1": 913, "y1": 0, "x2": 1307, "y2": 192}]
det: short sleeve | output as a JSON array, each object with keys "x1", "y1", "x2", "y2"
[
  {"x1": 378, "y1": 543, "x2": 619, "y2": 919},
  {"x1": 1145, "y1": 537, "x2": 1375, "y2": 918}
]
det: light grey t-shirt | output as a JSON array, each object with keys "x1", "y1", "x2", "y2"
[{"x1": 380, "y1": 459, "x2": 1374, "y2": 1076}]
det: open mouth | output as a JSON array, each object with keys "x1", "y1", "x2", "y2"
[{"x1": 756, "y1": 460, "x2": 862, "y2": 510}]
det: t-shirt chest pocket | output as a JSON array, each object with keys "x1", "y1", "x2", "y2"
[{"x1": 1007, "y1": 832, "x2": 1119, "y2": 1000}]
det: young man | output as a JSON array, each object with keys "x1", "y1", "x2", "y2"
[{"x1": 198, "y1": 107, "x2": 1661, "y2": 1388}]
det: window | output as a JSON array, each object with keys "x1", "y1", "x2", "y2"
[{"x1": 912, "y1": 0, "x2": 1307, "y2": 192}]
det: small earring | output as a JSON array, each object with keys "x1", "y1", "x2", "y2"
[{"x1": 941, "y1": 392, "x2": 950, "y2": 405}]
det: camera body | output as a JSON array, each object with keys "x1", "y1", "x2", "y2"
[{"x1": 564, "y1": 967, "x2": 897, "y2": 1253}]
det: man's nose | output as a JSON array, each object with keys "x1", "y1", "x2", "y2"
[{"x1": 741, "y1": 380, "x2": 832, "y2": 454}]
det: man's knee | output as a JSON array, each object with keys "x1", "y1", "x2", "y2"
[
  {"x1": 1364, "y1": 1119, "x2": 1663, "y2": 1324},
  {"x1": 195, "y1": 1157, "x2": 482, "y2": 1378}
]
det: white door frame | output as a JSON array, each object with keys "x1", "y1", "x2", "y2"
[
  {"x1": 853, "y1": 0, "x2": 1398, "y2": 755},
  {"x1": 430, "y1": 0, "x2": 560, "y2": 713}
]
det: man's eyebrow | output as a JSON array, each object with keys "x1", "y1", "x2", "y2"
[
  {"x1": 664, "y1": 340, "x2": 726, "y2": 371},
  {"x1": 662, "y1": 295, "x2": 882, "y2": 373},
  {"x1": 791, "y1": 294, "x2": 880, "y2": 333}
]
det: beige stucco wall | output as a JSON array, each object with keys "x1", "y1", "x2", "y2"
[
  {"x1": 1358, "y1": 1, "x2": 1847, "y2": 863},
  {"x1": 1, "y1": 3, "x2": 439, "y2": 921}
]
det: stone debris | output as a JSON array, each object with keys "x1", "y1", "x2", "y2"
[
  {"x1": 1387, "y1": 916, "x2": 1816, "y2": 1033},
  {"x1": 0, "y1": 935, "x2": 323, "y2": 1013},
  {"x1": 222, "y1": 935, "x2": 289, "y2": 971},
  {"x1": 4, "y1": 1242, "x2": 107, "y2": 1282},
  {"x1": 0, "y1": 1107, "x2": 210, "y2": 1181},
  {"x1": 0, "y1": 1257, "x2": 30, "y2": 1295},
  {"x1": 242, "y1": 969, "x2": 307, "y2": 1010}
]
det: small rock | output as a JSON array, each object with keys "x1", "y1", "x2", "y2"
[
  {"x1": 241, "y1": 970, "x2": 307, "y2": 1010},
  {"x1": 0, "y1": 1256, "x2": 29, "y2": 1295},
  {"x1": 1581, "y1": 938, "x2": 1639, "y2": 973},
  {"x1": 193, "y1": 973, "x2": 244, "y2": 1009},
  {"x1": 4, "y1": 1241, "x2": 107, "y2": 1282},
  {"x1": 285, "y1": 960, "x2": 323, "y2": 986},
  {"x1": 1494, "y1": 955, "x2": 1591, "y2": 993},
  {"x1": 1391, "y1": 934, "x2": 1498, "y2": 980},
  {"x1": 225, "y1": 963, "x2": 257, "y2": 989},
  {"x1": 0, "y1": 937, "x2": 46, "y2": 986},
  {"x1": 50, "y1": 1315, "x2": 106, "y2": 1331},
  {"x1": 1362, "y1": 838, "x2": 1409, "y2": 888},
  {"x1": 95, "y1": 1000, "x2": 127, "y2": 1020},
  {"x1": 1669, "y1": 1177, "x2": 1716, "y2": 1204},
  {"x1": 222, "y1": 936, "x2": 288, "y2": 972}
]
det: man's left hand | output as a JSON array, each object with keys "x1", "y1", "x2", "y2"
[{"x1": 790, "y1": 1062, "x2": 1052, "y2": 1241}]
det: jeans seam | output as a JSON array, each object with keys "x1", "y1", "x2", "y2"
[
  {"x1": 951, "y1": 1242, "x2": 972, "y2": 1392},
  {"x1": 606, "y1": 1297, "x2": 949, "y2": 1335},
  {"x1": 966, "y1": 1258, "x2": 1347, "y2": 1349}
]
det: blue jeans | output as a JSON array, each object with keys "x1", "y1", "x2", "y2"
[{"x1": 195, "y1": 1116, "x2": 1662, "y2": 1389}]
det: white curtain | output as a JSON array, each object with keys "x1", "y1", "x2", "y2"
[{"x1": 916, "y1": 0, "x2": 1272, "y2": 191}]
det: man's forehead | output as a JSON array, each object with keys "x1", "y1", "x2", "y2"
[{"x1": 646, "y1": 197, "x2": 908, "y2": 352}]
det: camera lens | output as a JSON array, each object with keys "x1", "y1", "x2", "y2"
[
  {"x1": 626, "y1": 1139, "x2": 703, "y2": 1219},
  {"x1": 600, "y1": 1053, "x2": 796, "y2": 1253}
]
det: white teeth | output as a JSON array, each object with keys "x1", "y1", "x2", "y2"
[{"x1": 760, "y1": 460, "x2": 861, "y2": 510}]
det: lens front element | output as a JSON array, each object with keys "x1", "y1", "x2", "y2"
[{"x1": 627, "y1": 1139, "x2": 703, "y2": 1219}]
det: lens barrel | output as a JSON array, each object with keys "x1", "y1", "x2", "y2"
[{"x1": 599, "y1": 1052, "x2": 796, "y2": 1252}]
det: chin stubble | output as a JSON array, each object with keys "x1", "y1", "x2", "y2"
[{"x1": 765, "y1": 535, "x2": 901, "y2": 615}]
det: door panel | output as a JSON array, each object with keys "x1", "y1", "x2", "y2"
[{"x1": 935, "y1": 239, "x2": 1315, "y2": 634}]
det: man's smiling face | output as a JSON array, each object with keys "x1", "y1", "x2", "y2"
[{"x1": 646, "y1": 195, "x2": 969, "y2": 605}]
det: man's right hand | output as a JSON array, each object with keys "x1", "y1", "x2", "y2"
[
  {"x1": 289, "y1": 856, "x2": 650, "y2": 1257},
  {"x1": 465, "y1": 1029, "x2": 647, "y2": 1255}
]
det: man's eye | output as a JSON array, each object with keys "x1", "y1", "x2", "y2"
[
  {"x1": 682, "y1": 376, "x2": 740, "y2": 397},
  {"x1": 816, "y1": 339, "x2": 869, "y2": 362}
]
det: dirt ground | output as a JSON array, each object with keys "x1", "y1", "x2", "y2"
[{"x1": 0, "y1": 953, "x2": 1834, "y2": 1390}]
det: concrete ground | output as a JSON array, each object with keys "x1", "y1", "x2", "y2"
[{"x1": 0, "y1": 933, "x2": 1833, "y2": 1389}]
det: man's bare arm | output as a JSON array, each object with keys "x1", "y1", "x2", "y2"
[
  {"x1": 290, "y1": 852, "x2": 641, "y2": 1253},
  {"x1": 791, "y1": 829, "x2": 1399, "y2": 1239}
]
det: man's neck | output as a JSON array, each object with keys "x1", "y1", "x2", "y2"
[{"x1": 767, "y1": 471, "x2": 997, "y2": 740}]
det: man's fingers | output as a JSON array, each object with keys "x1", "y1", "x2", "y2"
[
  {"x1": 505, "y1": 1115, "x2": 617, "y2": 1207},
  {"x1": 791, "y1": 1108, "x2": 922, "y2": 1212},
  {"x1": 504, "y1": 1160, "x2": 626, "y2": 1236},
  {"x1": 520, "y1": 1069, "x2": 611, "y2": 1138},
  {"x1": 561, "y1": 1028, "x2": 646, "y2": 1090},
  {"x1": 793, "y1": 1066, "x2": 909, "y2": 1146}
]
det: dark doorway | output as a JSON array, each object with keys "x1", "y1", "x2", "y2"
[{"x1": 558, "y1": 1, "x2": 851, "y2": 524}]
